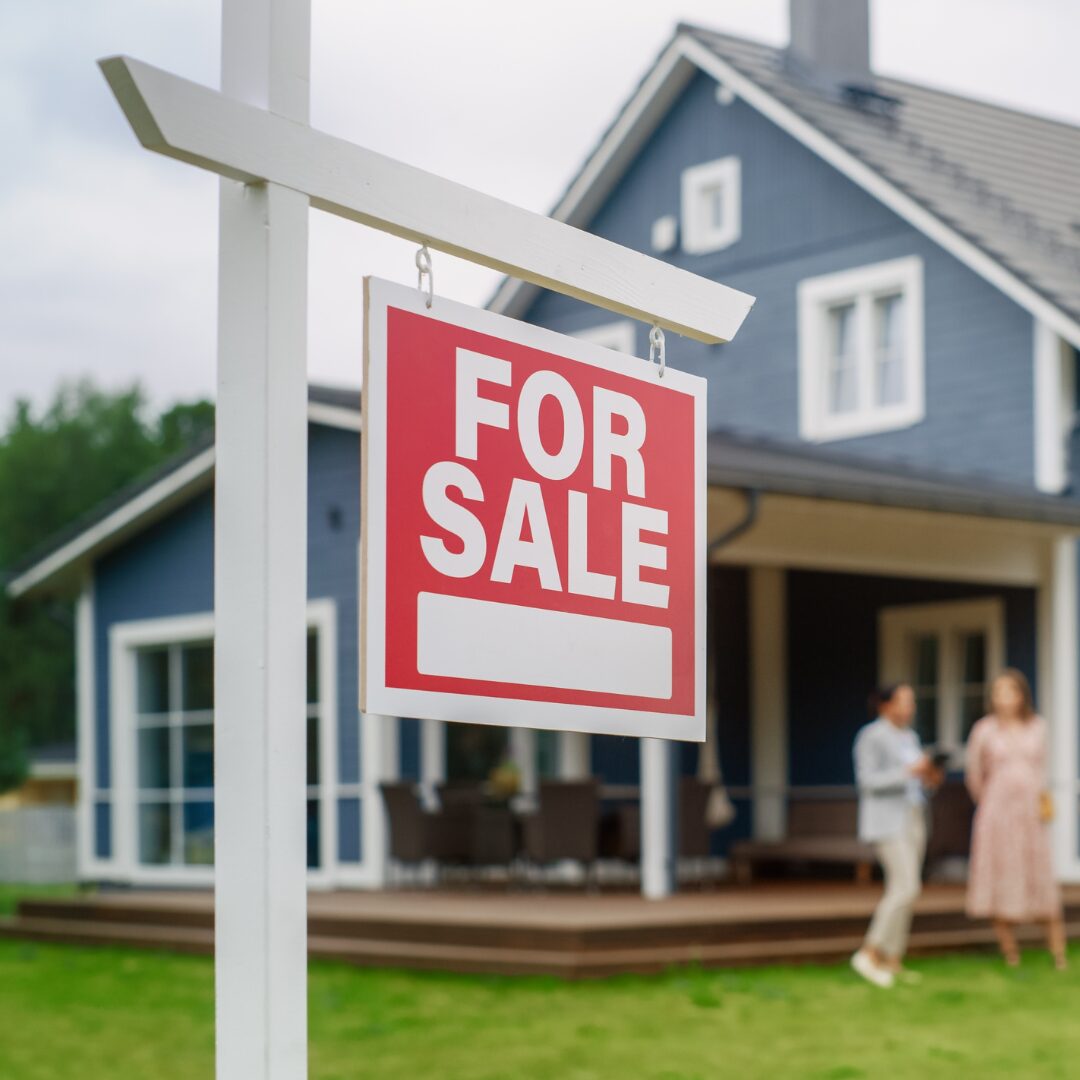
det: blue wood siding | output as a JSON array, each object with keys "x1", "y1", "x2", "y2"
[
  {"x1": 523, "y1": 71, "x2": 1036, "y2": 486},
  {"x1": 91, "y1": 424, "x2": 363, "y2": 864},
  {"x1": 786, "y1": 569, "x2": 1037, "y2": 787}
]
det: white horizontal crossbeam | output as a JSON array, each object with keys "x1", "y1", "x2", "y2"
[{"x1": 99, "y1": 55, "x2": 754, "y2": 344}]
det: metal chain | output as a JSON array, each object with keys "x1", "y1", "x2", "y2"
[
  {"x1": 648, "y1": 324, "x2": 666, "y2": 378},
  {"x1": 415, "y1": 244, "x2": 433, "y2": 308}
]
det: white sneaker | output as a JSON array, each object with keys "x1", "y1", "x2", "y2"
[{"x1": 851, "y1": 949, "x2": 895, "y2": 989}]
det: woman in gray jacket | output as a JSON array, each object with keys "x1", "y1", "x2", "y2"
[{"x1": 850, "y1": 683, "x2": 942, "y2": 989}]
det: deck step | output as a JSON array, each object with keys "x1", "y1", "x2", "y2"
[
  {"x1": 4, "y1": 914, "x2": 1077, "y2": 978},
  {"x1": 0, "y1": 915, "x2": 214, "y2": 954}
]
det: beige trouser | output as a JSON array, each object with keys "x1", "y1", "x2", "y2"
[{"x1": 865, "y1": 805, "x2": 926, "y2": 959}]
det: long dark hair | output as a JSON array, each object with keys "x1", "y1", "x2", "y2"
[{"x1": 868, "y1": 682, "x2": 910, "y2": 719}]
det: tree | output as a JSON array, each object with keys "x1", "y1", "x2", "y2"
[{"x1": 0, "y1": 380, "x2": 214, "y2": 764}]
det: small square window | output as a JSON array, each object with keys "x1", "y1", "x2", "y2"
[
  {"x1": 798, "y1": 257, "x2": 924, "y2": 442},
  {"x1": 681, "y1": 157, "x2": 741, "y2": 255}
]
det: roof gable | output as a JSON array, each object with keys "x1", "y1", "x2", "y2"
[
  {"x1": 490, "y1": 26, "x2": 1080, "y2": 350},
  {"x1": 6, "y1": 385, "x2": 362, "y2": 599}
]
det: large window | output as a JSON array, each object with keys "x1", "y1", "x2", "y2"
[
  {"x1": 135, "y1": 641, "x2": 215, "y2": 866},
  {"x1": 798, "y1": 257, "x2": 924, "y2": 442},
  {"x1": 130, "y1": 625, "x2": 328, "y2": 872},
  {"x1": 878, "y1": 598, "x2": 1005, "y2": 757}
]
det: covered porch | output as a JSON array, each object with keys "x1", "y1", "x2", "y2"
[{"x1": 364, "y1": 430, "x2": 1080, "y2": 895}]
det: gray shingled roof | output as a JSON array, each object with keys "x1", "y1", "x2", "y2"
[
  {"x1": 684, "y1": 24, "x2": 1080, "y2": 325},
  {"x1": 707, "y1": 429, "x2": 1080, "y2": 527}
]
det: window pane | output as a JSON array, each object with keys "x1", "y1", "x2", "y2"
[
  {"x1": 874, "y1": 293, "x2": 906, "y2": 406},
  {"x1": 307, "y1": 716, "x2": 319, "y2": 787},
  {"x1": 961, "y1": 692, "x2": 985, "y2": 742},
  {"x1": 183, "y1": 724, "x2": 214, "y2": 789},
  {"x1": 961, "y1": 632, "x2": 986, "y2": 685},
  {"x1": 307, "y1": 632, "x2": 319, "y2": 705},
  {"x1": 307, "y1": 799, "x2": 320, "y2": 870},
  {"x1": 137, "y1": 649, "x2": 170, "y2": 715},
  {"x1": 826, "y1": 303, "x2": 857, "y2": 414},
  {"x1": 916, "y1": 694, "x2": 938, "y2": 745},
  {"x1": 181, "y1": 643, "x2": 214, "y2": 711},
  {"x1": 913, "y1": 634, "x2": 938, "y2": 687},
  {"x1": 137, "y1": 727, "x2": 171, "y2": 790},
  {"x1": 707, "y1": 184, "x2": 726, "y2": 230},
  {"x1": 139, "y1": 802, "x2": 172, "y2": 865},
  {"x1": 183, "y1": 801, "x2": 214, "y2": 865}
]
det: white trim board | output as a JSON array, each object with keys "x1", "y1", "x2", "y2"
[
  {"x1": 489, "y1": 32, "x2": 1080, "y2": 354},
  {"x1": 7, "y1": 401, "x2": 363, "y2": 600}
]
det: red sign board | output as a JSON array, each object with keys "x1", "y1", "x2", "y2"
[{"x1": 361, "y1": 278, "x2": 705, "y2": 741}]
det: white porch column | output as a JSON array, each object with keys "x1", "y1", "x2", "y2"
[
  {"x1": 558, "y1": 732, "x2": 591, "y2": 778},
  {"x1": 420, "y1": 717, "x2": 445, "y2": 808},
  {"x1": 641, "y1": 738, "x2": 674, "y2": 899},
  {"x1": 750, "y1": 566, "x2": 788, "y2": 840},
  {"x1": 212, "y1": 3, "x2": 310, "y2": 1074},
  {"x1": 360, "y1": 714, "x2": 398, "y2": 886},
  {"x1": 1040, "y1": 537, "x2": 1080, "y2": 880},
  {"x1": 509, "y1": 728, "x2": 537, "y2": 798}
]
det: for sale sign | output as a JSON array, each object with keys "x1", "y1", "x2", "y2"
[{"x1": 361, "y1": 278, "x2": 706, "y2": 741}]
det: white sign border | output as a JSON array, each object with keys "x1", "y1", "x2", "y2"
[{"x1": 361, "y1": 276, "x2": 706, "y2": 743}]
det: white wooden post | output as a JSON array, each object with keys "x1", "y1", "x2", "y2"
[{"x1": 213, "y1": 1, "x2": 310, "y2": 1077}]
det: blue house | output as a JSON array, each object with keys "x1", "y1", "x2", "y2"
[{"x1": 11, "y1": 0, "x2": 1080, "y2": 890}]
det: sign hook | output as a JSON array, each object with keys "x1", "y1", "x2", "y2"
[
  {"x1": 415, "y1": 244, "x2": 434, "y2": 308},
  {"x1": 649, "y1": 324, "x2": 666, "y2": 378}
]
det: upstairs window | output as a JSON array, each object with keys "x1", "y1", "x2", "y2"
[
  {"x1": 798, "y1": 257, "x2": 924, "y2": 442},
  {"x1": 681, "y1": 157, "x2": 741, "y2": 254}
]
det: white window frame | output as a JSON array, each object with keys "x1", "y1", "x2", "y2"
[
  {"x1": 108, "y1": 600, "x2": 337, "y2": 887},
  {"x1": 798, "y1": 256, "x2": 925, "y2": 442},
  {"x1": 680, "y1": 156, "x2": 741, "y2": 255},
  {"x1": 878, "y1": 597, "x2": 1005, "y2": 758},
  {"x1": 572, "y1": 320, "x2": 636, "y2": 355}
]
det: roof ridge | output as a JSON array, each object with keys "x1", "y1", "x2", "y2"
[{"x1": 681, "y1": 20, "x2": 1080, "y2": 137}]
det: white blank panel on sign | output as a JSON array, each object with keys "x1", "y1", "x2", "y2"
[{"x1": 417, "y1": 592, "x2": 673, "y2": 699}]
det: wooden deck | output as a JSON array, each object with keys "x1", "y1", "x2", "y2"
[{"x1": 4, "y1": 884, "x2": 1080, "y2": 978}]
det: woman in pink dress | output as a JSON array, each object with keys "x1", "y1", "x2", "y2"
[{"x1": 965, "y1": 668, "x2": 1065, "y2": 969}]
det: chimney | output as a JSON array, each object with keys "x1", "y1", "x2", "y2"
[{"x1": 786, "y1": 0, "x2": 872, "y2": 94}]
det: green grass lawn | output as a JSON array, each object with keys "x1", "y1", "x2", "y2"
[{"x1": 0, "y1": 939, "x2": 1077, "y2": 1079}]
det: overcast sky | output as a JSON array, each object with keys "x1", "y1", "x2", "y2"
[{"x1": 5, "y1": 0, "x2": 1080, "y2": 417}]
